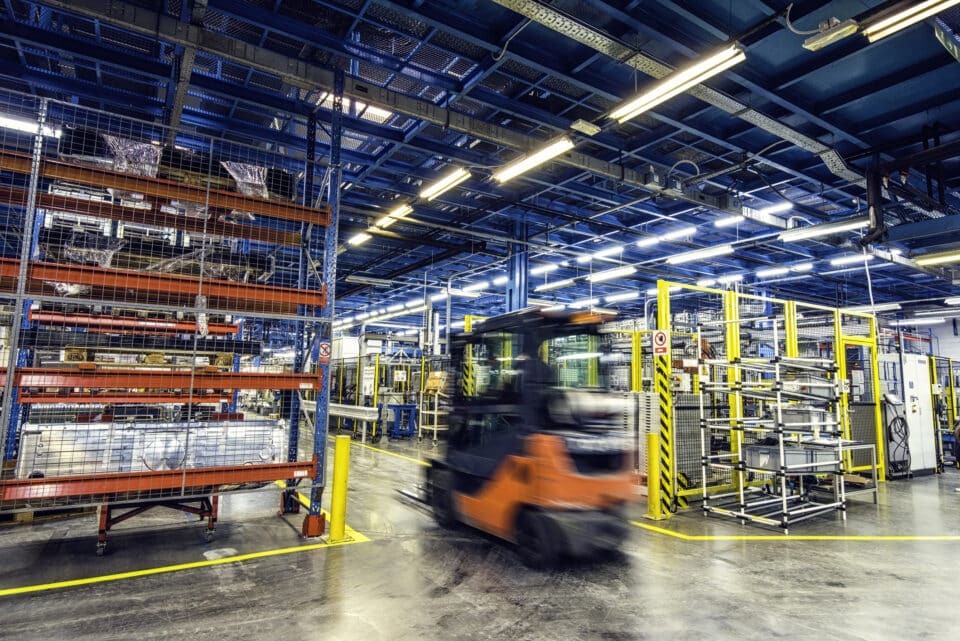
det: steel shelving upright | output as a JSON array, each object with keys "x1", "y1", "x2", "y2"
[{"x1": 0, "y1": 88, "x2": 337, "y2": 549}]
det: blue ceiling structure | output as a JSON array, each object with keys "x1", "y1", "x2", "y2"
[{"x1": 1, "y1": 0, "x2": 959, "y2": 333}]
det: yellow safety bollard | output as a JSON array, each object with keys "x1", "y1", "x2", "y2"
[
  {"x1": 645, "y1": 432, "x2": 664, "y2": 520},
  {"x1": 329, "y1": 434, "x2": 351, "y2": 541}
]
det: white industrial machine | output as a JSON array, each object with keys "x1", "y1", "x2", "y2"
[{"x1": 878, "y1": 353, "x2": 938, "y2": 475}]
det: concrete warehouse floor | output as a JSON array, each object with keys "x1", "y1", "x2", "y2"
[{"x1": 0, "y1": 439, "x2": 958, "y2": 641}]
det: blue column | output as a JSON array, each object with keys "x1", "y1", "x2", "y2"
[{"x1": 506, "y1": 218, "x2": 528, "y2": 312}]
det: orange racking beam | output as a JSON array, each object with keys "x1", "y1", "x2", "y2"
[
  {"x1": 5, "y1": 368, "x2": 322, "y2": 391},
  {"x1": 0, "y1": 150, "x2": 330, "y2": 226},
  {"x1": 28, "y1": 310, "x2": 240, "y2": 335},
  {"x1": 0, "y1": 259, "x2": 326, "y2": 314},
  {"x1": 0, "y1": 459, "x2": 315, "y2": 502},
  {"x1": 0, "y1": 186, "x2": 303, "y2": 247},
  {"x1": 17, "y1": 392, "x2": 233, "y2": 404}
]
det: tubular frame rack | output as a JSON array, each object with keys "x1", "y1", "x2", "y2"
[{"x1": 0, "y1": 87, "x2": 343, "y2": 549}]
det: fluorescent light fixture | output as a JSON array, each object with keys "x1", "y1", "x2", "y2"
[
  {"x1": 610, "y1": 44, "x2": 746, "y2": 123},
  {"x1": 779, "y1": 216, "x2": 870, "y2": 242},
  {"x1": 715, "y1": 214, "x2": 745, "y2": 227},
  {"x1": 946, "y1": 297, "x2": 960, "y2": 305},
  {"x1": 606, "y1": 291, "x2": 640, "y2": 303},
  {"x1": 419, "y1": 167, "x2": 470, "y2": 201},
  {"x1": 663, "y1": 227, "x2": 697, "y2": 241},
  {"x1": 404, "y1": 299, "x2": 423, "y2": 308},
  {"x1": 717, "y1": 274, "x2": 743, "y2": 284},
  {"x1": 755, "y1": 202, "x2": 794, "y2": 215},
  {"x1": 542, "y1": 304, "x2": 567, "y2": 312},
  {"x1": 462, "y1": 281, "x2": 489, "y2": 293},
  {"x1": 375, "y1": 203, "x2": 414, "y2": 228},
  {"x1": 530, "y1": 263, "x2": 560, "y2": 276},
  {"x1": 916, "y1": 250, "x2": 960, "y2": 266},
  {"x1": 447, "y1": 289, "x2": 481, "y2": 299},
  {"x1": 531, "y1": 263, "x2": 559, "y2": 276},
  {"x1": 569, "y1": 298, "x2": 600, "y2": 309},
  {"x1": 345, "y1": 274, "x2": 394, "y2": 286},
  {"x1": 636, "y1": 236, "x2": 661, "y2": 248},
  {"x1": 755, "y1": 267, "x2": 789, "y2": 279},
  {"x1": 576, "y1": 254, "x2": 593, "y2": 264},
  {"x1": 587, "y1": 265, "x2": 636, "y2": 283},
  {"x1": 667, "y1": 244, "x2": 734, "y2": 265},
  {"x1": 830, "y1": 254, "x2": 874, "y2": 267},
  {"x1": 696, "y1": 278, "x2": 716, "y2": 287},
  {"x1": 843, "y1": 303, "x2": 902, "y2": 313},
  {"x1": 592, "y1": 245, "x2": 624, "y2": 259},
  {"x1": 493, "y1": 137, "x2": 575, "y2": 183},
  {"x1": 557, "y1": 351, "x2": 602, "y2": 361},
  {"x1": 387, "y1": 304, "x2": 404, "y2": 312},
  {"x1": 347, "y1": 232, "x2": 371, "y2": 246},
  {"x1": 803, "y1": 18, "x2": 859, "y2": 51},
  {"x1": 570, "y1": 119, "x2": 601, "y2": 136},
  {"x1": 356, "y1": 313, "x2": 370, "y2": 320},
  {"x1": 791, "y1": 262, "x2": 815, "y2": 273},
  {"x1": 492, "y1": 275, "x2": 509, "y2": 286},
  {"x1": 535, "y1": 278, "x2": 575, "y2": 292},
  {"x1": 893, "y1": 318, "x2": 946, "y2": 326},
  {"x1": 646, "y1": 285, "x2": 681, "y2": 296},
  {"x1": 863, "y1": 0, "x2": 960, "y2": 42},
  {"x1": 429, "y1": 291, "x2": 448, "y2": 302},
  {"x1": 0, "y1": 115, "x2": 61, "y2": 138}
]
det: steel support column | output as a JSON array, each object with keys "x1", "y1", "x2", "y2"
[{"x1": 506, "y1": 219, "x2": 528, "y2": 312}]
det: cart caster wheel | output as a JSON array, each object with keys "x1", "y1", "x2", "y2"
[
  {"x1": 96, "y1": 544, "x2": 105, "y2": 557},
  {"x1": 205, "y1": 529, "x2": 215, "y2": 542},
  {"x1": 433, "y1": 440, "x2": 439, "y2": 447}
]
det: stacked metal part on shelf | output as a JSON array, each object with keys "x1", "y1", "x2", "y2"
[{"x1": 0, "y1": 87, "x2": 338, "y2": 548}]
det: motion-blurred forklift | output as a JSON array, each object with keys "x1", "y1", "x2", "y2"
[{"x1": 419, "y1": 308, "x2": 639, "y2": 567}]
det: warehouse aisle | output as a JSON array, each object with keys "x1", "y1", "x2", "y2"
[{"x1": 0, "y1": 437, "x2": 958, "y2": 641}]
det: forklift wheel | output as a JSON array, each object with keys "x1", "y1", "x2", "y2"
[
  {"x1": 515, "y1": 510, "x2": 562, "y2": 569},
  {"x1": 430, "y1": 469, "x2": 457, "y2": 528}
]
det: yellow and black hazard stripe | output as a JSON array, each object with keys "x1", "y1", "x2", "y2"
[
  {"x1": 461, "y1": 345, "x2": 475, "y2": 397},
  {"x1": 654, "y1": 353, "x2": 675, "y2": 514}
]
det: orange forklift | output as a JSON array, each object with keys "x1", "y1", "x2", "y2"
[{"x1": 423, "y1": 308, "x2": 639, "y2": 567}]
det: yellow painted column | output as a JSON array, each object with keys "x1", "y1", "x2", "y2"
[
  {"x1": 645, "y1": 432, "x2": 664, "y2": 520},
  {"x1": 868, "y1": 317, "x2": 886, "y2": 480},
  {"x1": 723, "y1": 290, "x2": 742, "y2": 474},
  {"x1": 653, "y1": 280, "x2": 674, "y2": 516},
  {"x1": 630, "y1": 331, "x2": 642, "y2": 392},
  {"x1": 329, "y1": 435, "x2": 351, "y2": 542}
]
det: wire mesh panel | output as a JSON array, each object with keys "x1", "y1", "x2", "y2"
[{"x1": 0, "y1": 90, "x2": 329, "y2": 513}]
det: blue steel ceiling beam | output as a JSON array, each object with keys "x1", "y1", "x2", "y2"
[{"x1": 206, "y1": 0, "x2": 461, "y2": 94}]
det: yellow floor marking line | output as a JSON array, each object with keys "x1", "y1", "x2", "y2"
[
  {"x1": 0, "y1": 535, "x2": 364, "y2": 598},
  {"x1": 632, "y1": 521, "x2": 960, "y2": 542},
  {"x1": 0, "y1": 489, "x2": 370, "y2": 598},
  {"x1": 273, "y1": 480, "x2": 369, "y2": 542}
]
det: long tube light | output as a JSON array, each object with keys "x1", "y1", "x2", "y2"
[
  {"x1": 666, "y1": 244, "x2": 734, "y2": 265},
  {"x1": 792, "y1": 262, "x2": 815, "y2": 272},
  {"x1": 493, "y1": 137, "x2": 575, "y2": 183},
  {"x1": 863, "y1": 0, "x2": 960, "y2": 42},
  {"x1": 610, "y1": 44, "x2": 746, "y2": 123},
  {"x1": 375, "y1": 203, "x2": 413, "y2": 228},
  {"x1": 946, "y1": 297, "x2": 960, "y2": 305},
  {"x1": 592, "y1": 245, "x2": 624, "y2": 260},
  {"x1": 535, "y1": 278, "x2": 575, "y2": 292},
  {"x1": 462, "y1": 280, "x2": 489, "y2": 293},
  {"x1": 0, "y1": 114, "x2": 61, "y2": 138},
  {"x1": 714, "y1": 214, "x2": 745, "y2": 227},
  {"x1": 531, "y1": 263, "x2": 560, "y2": 275},
  {"x1": 779, "y1": 216, "x2": 870, "y2": 242},
  {"x1": 843, "y1": 303, "x2": 902, "y2": 313},
  {"x1": 419, "y1": 167, "x2": 470, "y2": 201},
  {"x1": 716, "y1": 274, "x2": 743, "y2": 284},
  {"x1": 587, "y1": 265, "x2": 636, "y2": 283},
  {"x1": 829, "y1": 254, "x2": 874, "y2": 266},
  {"x1": 755, "y1": 266, "x2": 789, "y2": 279},
  {"x1": 347, "y1": 232, "x2": 371, "y2": 246},
  {"x1": 755, "y1": 202, "x2": 793, "y2": 215},
  {"x1": 606, "y1": 291, "x2": 640, "y2": 303},
  {"x1": 569, "y1": 298, "x2": 600, "y2": 309},
  {"x1": 916, "y1": 250, "x2": 960, "y2": 266},
  {"x1": 637, "y1": 226, "x2": 696, "y2": 247}
]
